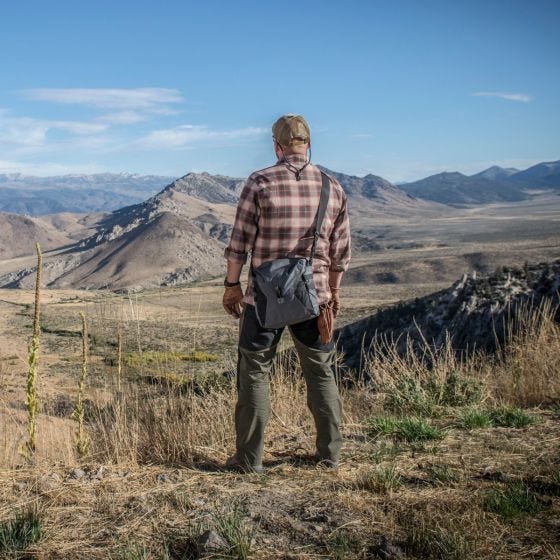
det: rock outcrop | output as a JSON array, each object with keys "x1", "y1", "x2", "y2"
[{"x1": 337, "y1": 260, "x2": 560, "y2": 370}]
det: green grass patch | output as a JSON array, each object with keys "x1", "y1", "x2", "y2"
[
  {"x1": 125, "y1": 350, "x2": 218, "y2": 367},
  {"x1": 425, "y1": 463, "x2": 463, "y2": 485},
  {"x1": 488, "y1": 406, "x2": 535, "y2": 428},
  {"x1": 367, "y1": 416, "x2": 446, "y2": 443},
  {"x1": 457, "y1": 408, "x2": 492, "y2": 429},
  {"x1": 484, "y1": 483, "x2": 544, "y2": 519},
  {"x1": 0, "y1": 508, "x2": 42, "y2": 557},
  {"x1": 404, "y1": 518, "x2": 471, "y2": 560},
  {"x1": 355, "y1": 466, "x2": 403, "y2": 494},
  {"x1": 326, "y1": 530, "x2": 363, "y2": 559},
  {"x1": 385, "y1": 369, "x2": 482, "y2": 417},
  {"x1": 211, "y1": 505, "x2": 253, "y2": 560}
]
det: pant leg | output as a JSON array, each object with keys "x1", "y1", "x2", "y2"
[
  {"x1": 290, "y1": 319, "x2": 343, "y2": 463},
  {"x1": 235, "y1": 305, "x2": 283, "y2": 467}
]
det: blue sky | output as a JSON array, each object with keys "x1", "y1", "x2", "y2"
[{"x1": 0, "y1": 0, "x2": 558, "y2": 182}]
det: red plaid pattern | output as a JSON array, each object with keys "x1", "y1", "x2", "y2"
[{"x1": 224, "y1": 154, "x2": 351, "y2": 305}]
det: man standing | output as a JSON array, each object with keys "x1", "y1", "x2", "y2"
[{"x1": 222, "y1": 114, "x2": 351, "y2": 472}]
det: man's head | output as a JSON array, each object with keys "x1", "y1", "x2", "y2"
[{"x1": 272, "y1": 114, "x2": 310, "y2": 157}]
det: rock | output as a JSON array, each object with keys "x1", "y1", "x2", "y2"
[
  {"x1": 70, "y1": 468, "x2": 86, "y2": 480},
  {"x1": 376, "y1": 536, "x2": 404, "y2": 559},
  {"x1": 197, "y1": 529, "x2": 227, "y2": 556},
  {"x1": 92, "y1": 466, "x2": 105, "y2": 480},
  {"x1": 482, "y1": 467, "x2": 508, "y2": 482},
  {"x1": 37, "y1": 476, "x2": 59, "y2": 494},
  {"x1": 13, "y1": 481, "x2": 27, "y2": 492},
  {"x1": 157, "y1": 473, "x2": 171, "y2": 483}
]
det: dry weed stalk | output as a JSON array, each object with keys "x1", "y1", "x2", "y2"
[
  {"x1": 74, "y1": 312, "x2": 91, "y2": 458},
  {"x1": 25, "y1": 242, "x2": 42, "y2": 455},
  {"x1": 117, "y1": 327, "x2": 123, "y2": 393}
]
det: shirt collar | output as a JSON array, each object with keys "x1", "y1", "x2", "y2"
[{"x1": 278, "y1": 153, "x2": 309, "y2": 166}]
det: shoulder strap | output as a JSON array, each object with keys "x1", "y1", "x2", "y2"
[{"x1": 309, "y1": 171, "x2": 330, "y2": 263}]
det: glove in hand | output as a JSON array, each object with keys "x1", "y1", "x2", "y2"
[{"x1": 223, "y1": 285, "x2": 244, "y2": 319}]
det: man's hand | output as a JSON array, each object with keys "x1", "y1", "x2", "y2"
[
  {"x1": 330, "y1": 287, "x2": 340, "y2": 317},
  {"x1": 223, "y1": 285, "x2": 244, "y2": 319}
]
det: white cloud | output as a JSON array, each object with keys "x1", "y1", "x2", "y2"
[
  {"x1": 0, "y1": 158, "x2": 104, "y2": 176},
  {"x1": 0, "y1": 115, "x2": 108, "y2": 147},
  {"x1": 23, "y1": 88, "x2": 184, "y2": 110},
  {"x1": 472, "y1": 91, "x2": 532, "y2": 103},
  {"x1": 133, "y1": 125, "x2": 267, "y2": 150},
  {"x1": 351, "y1": 133, "x2": 373, "y2": 139},
  {"x1": 96, "y1": 111, "x2": 148, "y2": 125}
]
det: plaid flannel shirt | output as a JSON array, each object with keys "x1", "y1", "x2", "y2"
[{"x1": 224, "y1": 154, "x2": 351, "y2": 305}]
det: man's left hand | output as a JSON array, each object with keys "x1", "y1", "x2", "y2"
[{"x1": 223, "y1": 285, "x2": 244, "y2": 319}]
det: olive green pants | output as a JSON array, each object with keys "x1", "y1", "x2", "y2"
[{"x1": 235, "y1": 305, "x2": 342, "y2": 468}]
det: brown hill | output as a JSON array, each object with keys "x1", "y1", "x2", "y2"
[{"x1": 0, "y1": 212, "x2": 74, "y2": 259}]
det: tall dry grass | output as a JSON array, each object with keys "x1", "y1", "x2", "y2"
[
  {"x1": 82, "y1": 298, "x2": 559, "y2": 468},
  {"x1": 491, "y1": 298, "x2": 560, "y2": 406}
]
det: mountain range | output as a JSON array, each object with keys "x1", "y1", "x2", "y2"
[
  {"x1": 0, "y1": 172, "x2": 174, "y2": 215},
  {"x1": 1, "y1": 160, "x2": 558, "y2": 216},
  {"x1": 0, "y1": 167, "x2": 440, "y2": 290},
  {"x1": 400, "y1": 160, "x2": 560, "y2": 205}
]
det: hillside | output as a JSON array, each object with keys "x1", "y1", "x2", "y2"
[
  {"x1": 337, "y1": 260, "x2": 560, "y2": 370},
  {"x1": 0, "y1": 212, "x2": 76, "y2": 259}
]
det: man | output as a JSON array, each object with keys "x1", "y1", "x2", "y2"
[{"x1": 222, "y1": 114, "x2": 351, "y2": 473}]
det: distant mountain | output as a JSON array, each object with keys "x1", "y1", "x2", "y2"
[
  {"x1": 472, "y1": 165, "x2": 519, "y2": 181},
  {"x1": 0, "y1": 166, "x2": 441, "y2": 290},
  {"x1": 400, "y1": 171, "x2": 527, "y2": 205},
  {"x1": 0, "y1": 173, "x2": 174, "y2": 215},
  {"x1": 400, "y1": 160, "x2": 560, "y2": 206},
  {"x1": 509, "y1": 160, "x2": 560, "y2": 189}
]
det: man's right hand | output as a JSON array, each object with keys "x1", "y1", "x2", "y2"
[{"x1": 223, "y1": 285, "x2": 244, "y2": 319}]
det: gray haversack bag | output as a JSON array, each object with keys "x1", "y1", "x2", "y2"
[{"x1": 252, "y1": 171, "x2": 330, "y2": 329}]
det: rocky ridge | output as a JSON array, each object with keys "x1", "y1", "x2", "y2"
[{"x1": 337, "y1": 260, "x2": 560, "y2": 370}]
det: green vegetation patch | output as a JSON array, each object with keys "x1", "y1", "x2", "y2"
[
  {"x1": 0, "y1": 508, "x2": 42, "y2": 556},
  {"x1": 404, "y1": 518, "x2": 472, "y2": 560},
  {"x1": 355, "y1": 466, "x2": 403, "y2": 494},
  {"x1": 367, "y1": 415, "x2": 447, "y2": 443},
  {"x1": 488, "y1": 406, "x2": 536, "y2": 428},
  {"x1": 484, "y1": 482, "x2": 545, "y2": 519},
  {"x1": 125, "y1": 349, "x2": 218, "y2": 367},
  {"x1": 457, "y1": 408, "x2": 492, "y2": 430},
  {"x1": 385, "y1": 369, "x2": 482, "y2": 417},
  {"x1": 425, "y1": 463, "x2": 463, "y2": 485}
]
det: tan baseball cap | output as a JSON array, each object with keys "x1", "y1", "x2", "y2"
[{"x1": 272, "y1": 114, "x2": 310, "y2": 147}]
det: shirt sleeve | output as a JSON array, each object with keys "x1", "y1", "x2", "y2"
[
  {"x1": 328, "y1": 190, "x2": 351, "y2": 272},
  {"x1": 224, "y1": 177, "x2": 260, "y2": 264}
]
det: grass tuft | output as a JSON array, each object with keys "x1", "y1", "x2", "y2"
[
  {"x1": 211, "y1": 505, "x2": 254, "y2": 560},
  {"x1": 488, "y1": 405, "x2": 535, "y2": 428},
  {"x1": 0, "y1": 508, "x2": 42, "y2": 556},
  {"x1": 484, "y1": 482, "x2": 544, "y2": 519},
  {"x1": 367, "y1": 415, "x2": 446, "y2": 443},
  {"x1": 457, "y1": 408, "x2": 492, "y2": 429},
  {"x1": 355, "y1": 465, "x2": 403, "y2": 494},
  {"x1": 404, "y1": 517, "x2": 472, "y2": 560}
]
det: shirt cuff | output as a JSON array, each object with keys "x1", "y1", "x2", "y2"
[{"x1": 224, "y1": 246, "x2": 248, "y2": 264}]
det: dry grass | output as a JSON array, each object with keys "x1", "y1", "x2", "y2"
[
  {"x1": 491, "y1": 299, "x2": 560, "y2": 406},
  {"x1": 0, "y1": 294, "x2": 558, "y2": 558}
]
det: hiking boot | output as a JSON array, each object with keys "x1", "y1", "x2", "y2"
[{"x1": 225, "y1": 454, "x2": 264, "y2": 474}]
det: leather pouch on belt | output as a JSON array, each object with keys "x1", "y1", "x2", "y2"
[{"x1": 317, "y1": 303, "x2": 335, "y2": 344}]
